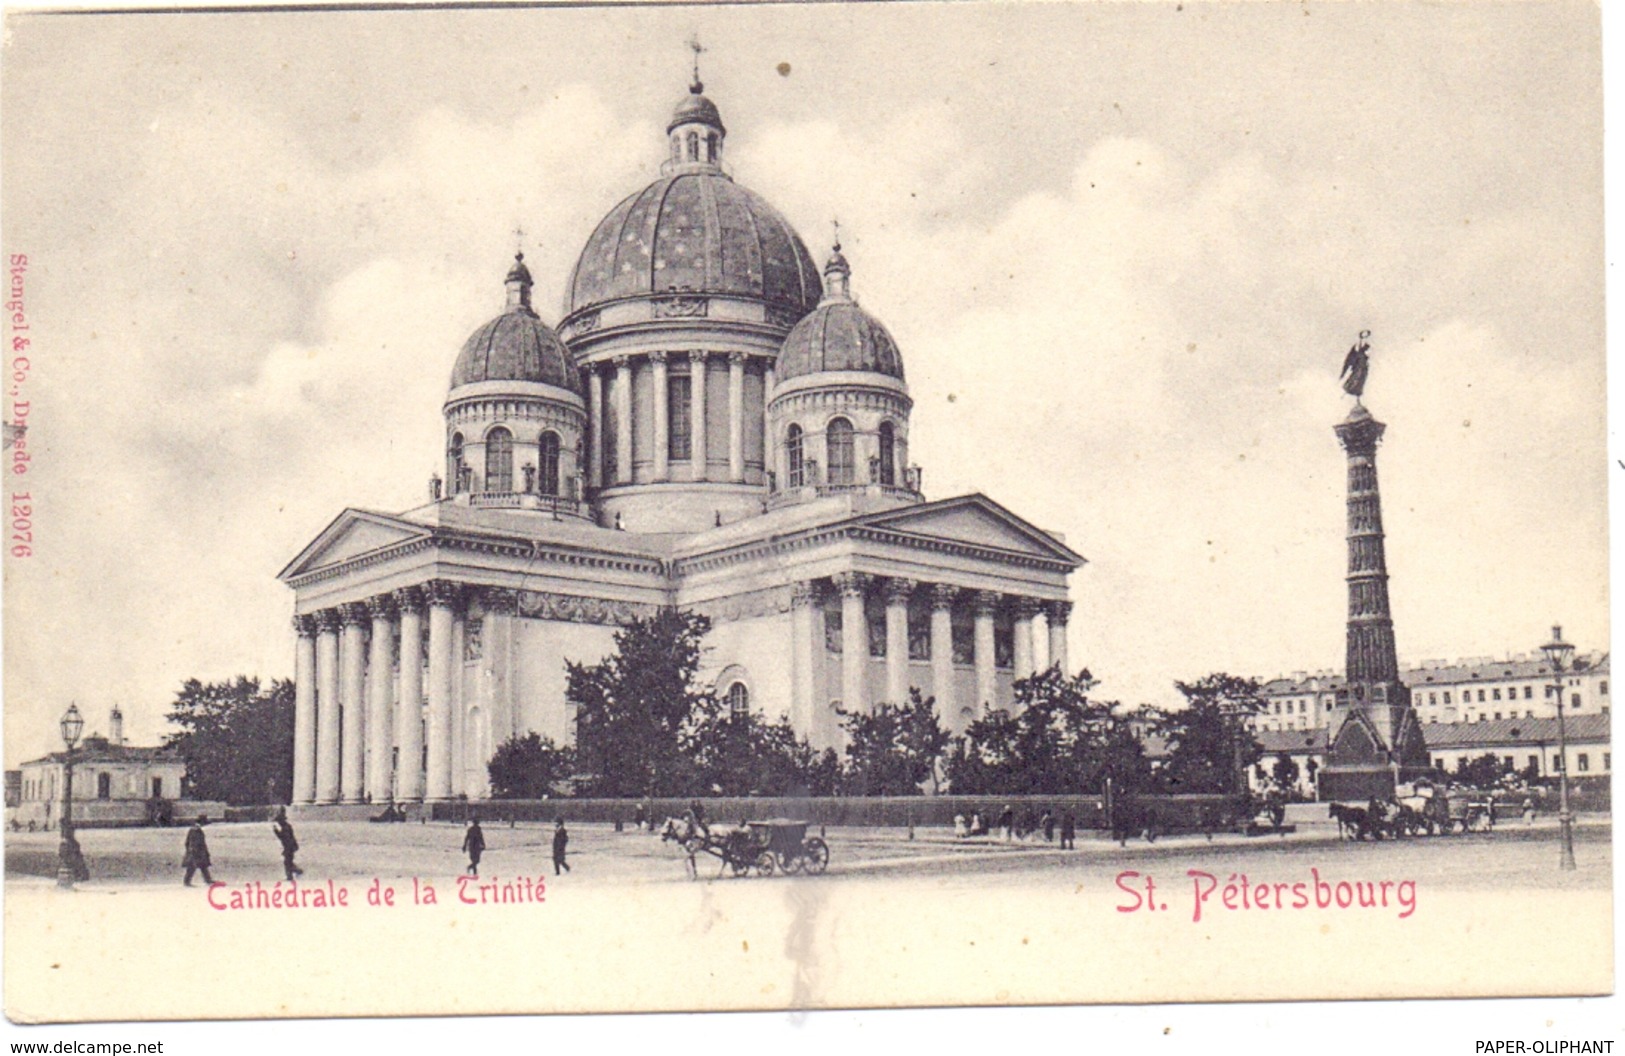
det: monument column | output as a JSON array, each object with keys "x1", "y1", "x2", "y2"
[
  {"x1": 339, "y1": 602, "x2": 369, "y2": 803},
  {"x1": 728, "y1": 352, "x2": 746, "y2": 481},
  {"x1": 836, "y1": 573, "x2": 869, "y2": 714},
  {"x1": 365, "y1": 595, "x2": 396, "y2": 805},
  {"x1": 314, "y1": 609, "x2": 342, "y2": 804},
  {"x1": 884, "y1": 579, "x2": 914, "y2": 706},
  {"x1": 1045, "y1": 600, "x2": 1072, "y2": 674},
  {"x1": 972, "y1": 591, "x2": 998, "y2": 714},
  {"x1": 425, "y1": 580, "x2": 460, "y2": 801},
  {"x1": 291, "y1": 615, "x2": 317, "y2": 805},
  {"x1": 394, "y1": 587, "x2": 426, "y2": 801},
  {"x1": 613, "y1": 356, "x2": 633, "y2": 485},
  {"x1": 651, "y1": 351, "x2": 670, "y2": 481},
  {"x1": 587, "y1": 365, "x2": 603, "y2": 490},
  {"x1": 689, "y1": 351, "x2": 708, "y2": 481},
  {"x1": 930, "y1": 585, "x2": 957, "y2": 726},
  {"x1": 1012, "y1": 597, "x2": 1040, "y2": 681}
]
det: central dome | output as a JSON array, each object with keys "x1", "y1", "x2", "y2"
[{"x1": 565, "y1": 173, "x2": 823, "y2": 317}]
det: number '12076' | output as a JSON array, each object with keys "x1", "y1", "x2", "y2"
[{"x1": 12, "y1": 492, "x2": 32, "y2": 556}]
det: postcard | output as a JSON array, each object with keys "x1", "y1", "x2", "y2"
[{"x1": 1, "y1": 0, "x2": 1611, "y2": 1027}]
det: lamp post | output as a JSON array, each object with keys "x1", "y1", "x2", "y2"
[
  {"x1": 56, "y1": 703, "x2": 86, "y2": 888},
  {"x1": 1540, "y1": 626, "x2": 1577, "y2": 871}
]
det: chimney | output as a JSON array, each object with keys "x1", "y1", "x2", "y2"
[{"x1": 109, "y1": 706, "x2": 124, "y2": 746}]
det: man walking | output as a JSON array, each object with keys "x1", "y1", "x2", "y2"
[
  {"x1": 1059, "y1": 811, "x2": 1076, "y2": 850},
  {"x1": 552, "y1": 818, "x2": 571, "y2": 876},
  {"x1": 182, "y1": 814, "x2": 214, "y2": 886},
  {"x1": 272, "y1": 807, "x2": 303, "y2": 880},
  {"x1": 462, "y1": 816, "x2": 486, "y2": 877}
]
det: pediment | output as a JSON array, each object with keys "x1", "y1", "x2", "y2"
[
  {"x1": 278, "y1": 509, "x2": 432, "y2": 581},
  {"x1": 854, "y1": 494, "x2": 1083, "y2": 565}
]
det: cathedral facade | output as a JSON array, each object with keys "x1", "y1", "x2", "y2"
[{"x1": 278, "y1": 77, "x2": 1084, "y2": 804}]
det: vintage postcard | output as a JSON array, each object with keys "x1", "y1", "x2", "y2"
[{"x1": 0, "y1": 0, "x2": 1613, "y2": 1032}]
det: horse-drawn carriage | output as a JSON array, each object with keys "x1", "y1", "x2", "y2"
[
  {"x1": 664, "y1": 817, "x2": 829, "y2": 879},
  {"x1": 1329, "y1": 782, "x2": 1494, "y2": 839}
]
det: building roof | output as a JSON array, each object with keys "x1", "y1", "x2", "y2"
[
  {"x1": 21, "y1": 742, "x2": 181, "y2": 768},
  {"x1": 450, "y1": 306, "x2": 580, "y2": 394},
  {"x1": 668, "y1": 85, "x2": 724, "y2": 134},
  {"x1": 1419, "y1": 713, "x2": 1611, "y2": 749},
  {"x1": 1262, "y1": 653, "x2": 1609, "y2": 696},
  {"x1": 776, "y1": 298, "x2": 905, "y2": 384},
  {"x1": 565, "y1": 171, "x2": 823, "y2": 318}
]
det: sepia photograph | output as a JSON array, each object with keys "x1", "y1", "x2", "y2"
[{"x1": 0, "y1": 0, "x2": 1614, "y2": 1042}]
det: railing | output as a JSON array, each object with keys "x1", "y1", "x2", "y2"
[
  {"x1": 467, "y1": 492, "x2": 586, "y2": 517},
  {"x1": 766, "y1": 482, "x2": 921, "y2": 511}
]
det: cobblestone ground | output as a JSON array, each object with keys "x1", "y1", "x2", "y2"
[{"x1": 5, "y1": 812, "x2": 1610, "y2": 892}]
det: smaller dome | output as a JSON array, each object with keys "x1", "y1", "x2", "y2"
[
  {"x1": 775, "y1": 246, "x2": 904, "y2": 384},
  {"x1": 451, "y1": 307, "x2": 581, "y2": 394},
  {"x1": 669, "y1": 82, "x2": 725, "y2": 134}
]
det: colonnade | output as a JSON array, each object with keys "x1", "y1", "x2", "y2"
[
  {"x1": 292, "y1": 580, "x2": 480, "y2": 806},
  {"x1": 583, "y1": 351, "x2": 771, "y2": 488}
]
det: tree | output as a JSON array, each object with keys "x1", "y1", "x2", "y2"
[
  {"x1": 682, "y1": 697, "x2": 820, "y2": 797},
  {"x1": 839, "y1": 689, "x2": 949, "y2": 796},
  {"x1": 568, "y1": 610, "x2": 714, "y2": 798},
  {"x1": 487, "y1": 732, "x2": 575, "y2": 799},
  {"x1": 1455, "y1": 752, "x2": 1509, "y2": 789},
  {"x1": 1271, "y1": 753, "x2": 1301, "y2": 792},
  {"x1": 164, "y1": 676, "x2": 295, "y2": 805},
  {"x1": 1158, "y1": 673, "x2": 1266, "y2": 795}
]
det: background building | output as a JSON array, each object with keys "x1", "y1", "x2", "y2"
[{"x1": 12, "y1": 708, "x2": 186, "y2": 830}]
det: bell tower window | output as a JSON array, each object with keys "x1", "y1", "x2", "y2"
[
  {"x1": 878, "y1": 421, "x2": 896, "y2": 486},
  {"x1": 786, "y1": 424, "x2": 805, "y2": 488},
  {"x1": 484, "y1": 427, "x2": 514, "y2": 493},
  {"x1": 686, "y1": 131, "x2": 700, "y2": 162},
  {"x1": 538, "y1": 432, "x2": 561, "y2": 497},
  {"x1": 827, "y1": 417, "x2": 855, "y2": 485},
  {"x1": 707, "y1": 133, "x2": 719, "y2": 163}
]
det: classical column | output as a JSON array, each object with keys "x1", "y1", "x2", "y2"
[
  {"x1": 365, "y1": 595, "x2": 396, "y2": 805},
  {"x1": 292, "y1": 615, "x2": 317, "y2": 805},
  {"x1": 836, "y1": 573, "x2": 869, "y2": 714},
  {"x1": 884, "y1": 578, "x2": 913, "y2": 706},
  {"x1": 763, "y1": 364, "x2": 776, "y2": 485},
  {"x1": 339, "y1": 602, "x2": 369, "y2": 803},
  {"x1": 613, "y1": 355, "x2": 632, "y2": 486},
  {"x1": 449, "y1": 608, "x2": 466, "y2": 799},
  {"x1": 728, "y1": 352, "x2": 746, "y2": 482},
  {"x1": 930, "y1": 585, "x2": 957, "y2": 725},
  {"x1": 1012, "y1": 597, "x2": 1040, "y2": 682},
  {"x1": 314, "y1": 609, "x2": 342, "y2": 804},
  {"x1": 689, "y1": 350, "x2": 708, "y2": 481},
  {"x1": 790, "y1": 582, "x2": 819, "y2": 741},
  {"x1": 972, "y1": 591, "x2": 998, "y2": 714},
  {"x1": 587, "y1": 365, "x2": 603, "y2": 490},
  {"x1": 651, "y1": 351, "x2": 670, "y2": 481},
  {"x1": 1046, "y1": 600, "x2": 1072, "y2": 674},
  {"x1": 425, "y1": 580, "x2": 459, "y2": 802},
  {"x1": 394, "y1": 587, "x2": 425, "y2": 801}
]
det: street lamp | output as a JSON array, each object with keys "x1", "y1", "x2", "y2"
[
  {"x1": 1539, "y1": 626, "x2": 1577, "y2": 871},
  {"x1": 56, "y1": 703, "x2": 86, "y2": 888}
]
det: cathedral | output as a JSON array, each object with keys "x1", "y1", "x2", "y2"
[{"x1": 278, "y1": 74, "x2": 1084, "y2": 804}]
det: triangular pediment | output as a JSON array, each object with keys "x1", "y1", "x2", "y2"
[
  {"x1": 853, "y1": 494, "x2": 1084, "y2": 565},
  {"x1": 278, "y1": 509, "x2": 433, "y2": 581}
]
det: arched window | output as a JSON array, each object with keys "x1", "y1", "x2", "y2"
[
  {"x1": 686, "y1": 131, "x2": 700, "y2": 161},
  {"x1": 448, "y1": 432, "x2": 465, "y2": 492},
  {"x1": 484, "y1": 427, "x2": 514, "y2": 493},
  {"x1": 827, "y1": 417, "x2": 855, "y2": 485},
  {"x1": 878, "y1": 421, "x2": 897, "y2": 486},
  {"x1": 97, "y1": 772, "x2": 111, "y2": 799},
  {"x1": 706, "y1": 133, "x2": 719, "y2": 162},
  {"x1": 537, "y1": 432, "x2": 561, "y2": 497},
  {"x1": 727, "y1": 681, "x2": 750, "y2": 717},
  {"x1": 786, "y1": 424, "x2": 805, "y2": 488}
]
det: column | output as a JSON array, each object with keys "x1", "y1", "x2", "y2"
[
  {"x1": 314, "y1": 609, "x2": 342, "y2": 804},
  {"x1": 394, "y1": 587, "x2": 425, "y2": 801},
  {"x1": 1012, "y1": 597, "x2": 1040, "y2": 682},
  {"x1": 972, "y1": 591, "x2": 998, "y2": 714},
  {"x1": 425, "y1": 580, "x2": 459, "y2": 801},
  {"x1": 689, "y1": 350, "x2": 708, "y2": 481},
  {"x1": 587, "y1": 366, "x2": 603, "y2": 489},
  {"x1": 884, "y1": 578, "x2": 913, "y2": 706},
  {"x1": 292, "y1": 615, "x2": 317, "y2": 805},
  {"x1": 365, "y1": 595, "x2": 396, "y2": 805},
  {"x1": 728, "y1": 352, "x2": 745, "y2": 482},
  {"x1": 790, "y1": 582, "x2": 818, "y2": 741},
  {"x1": 339, "y1": 602, "x2": 369, "y2": 803},
  {"x1": 836, "y1": 573, "x2": 868, "y2": 714},
  {"x1": 764, "y1": 364, "x2": 776, "y2": 487},
  {"x1": 1046, "y1": 600, "x2": 1072, "y2": 675},
  {"x1": 930, "y1": 585, "x2": 957, "y2": 726},
  {"x1": 450, "y1": 609, "x2": 466, "y2": 798},
  {"x1": 651, "y1": 352, "x2": 670, "y2": 481},
  {"x1": 613, "y1": 356, "x2": 632, "y2": 486}
]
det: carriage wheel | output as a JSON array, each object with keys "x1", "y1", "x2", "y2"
[
  {"x1": 777, "y1": 850, "x2": 803, "y2": 875},
  {"x1": 755, "y1": 851, "x2": 777, "y2": 877},
  {"x1": 729, "y1": 856, "x2": 751, "y2": 877},
  {"x1": 803, "y1": 838, "x2": 829, "y2": 875}
]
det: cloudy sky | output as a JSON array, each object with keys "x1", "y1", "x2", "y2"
[{"x1": 0, "y1": 2, "x2": 1606, "y2": 765}]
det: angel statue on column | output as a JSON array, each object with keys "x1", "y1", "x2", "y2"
[{"x1": 1340, "y1": 329, "x2": 1372, "y2": 399}]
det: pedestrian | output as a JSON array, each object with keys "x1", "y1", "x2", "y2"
[
  {"x1": 1522, "y1": 796, "x2": 1535, "y2": 827},
  {"x1": 1059, "y1": 811, "x2": 1076, "y2": 850},
  {"x1": 183, "y1": 814, "x2": 214, "y2": 886},
  {"x1": 953, "y1": 813, "x2": 968, "y2": 839},
  {"x1": 970, "y1": 811, "x2": 985, "y2": 837},
  {"x1": 462, "y1": 816, "x2": 485, "y2": 877},
  {"x1": 999, "y1": 804, "x2": 1014, "y2": 842},
  {"x1": 1041, "y1": 810, "x2": 1056, "y2": 843},
  {"x1": 552, "y1": 818, "x2": 571, "y2": 876},
  {"x1": 272, "y1": 807, "x2": 303, "y2": 880}
]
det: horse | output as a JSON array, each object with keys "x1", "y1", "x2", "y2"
[{"x1": 1329, "y1": 802, "x2": 1375, "y2": 841}]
